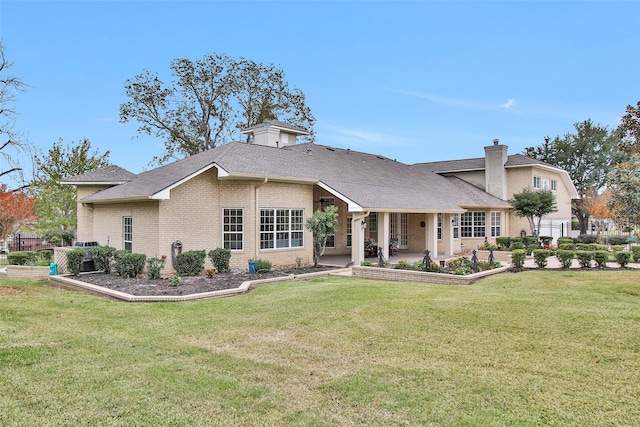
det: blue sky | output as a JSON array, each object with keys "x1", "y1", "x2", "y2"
[{"x1": 1, "y1": 0, "x2": 639, "y2": 185}]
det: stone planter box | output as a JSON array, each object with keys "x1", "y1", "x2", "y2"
[
  {"x1": 6, "y1": 265, "x2": 51, "y2": 281},
  {"x1": 352, "y1": 264, "x2": 510, "y2": 285}
]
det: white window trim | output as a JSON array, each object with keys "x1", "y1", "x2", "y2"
[{"x1": 222, "y1": 208, "x2": 244, "y2": 251}]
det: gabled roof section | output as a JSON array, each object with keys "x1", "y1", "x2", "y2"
[
  {"x1": 60, "y1": 165, "x2": 136, "y2": 185},
  {"x1": 416, "y1": 154, "x2": 560, "y2": 173},
  {"x1": 445, "y1": 176, "x2": 512, "y2": 209}
]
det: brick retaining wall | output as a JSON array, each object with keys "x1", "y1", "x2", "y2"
[{"x1": 352, "y1": 265, "x2": 510, "y2": 285}]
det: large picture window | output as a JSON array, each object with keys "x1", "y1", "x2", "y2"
[
  {"x1": 260, "y1": 208, "x2": 304, "y2": 249},
  {"x1": 460, "y1": 212, "x2": 486, "y2": 238},
  {"x1": 223, "y1": 208, "x2": 243, "y2": 250},
  {"x1": 123, "y1": 216, "x2": 132, "y2": 251}
]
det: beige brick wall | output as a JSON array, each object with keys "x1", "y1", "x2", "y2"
[{"x1": 76, "y1": 185, "x2": 113, "y2": 241}]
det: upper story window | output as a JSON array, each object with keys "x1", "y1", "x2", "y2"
[
  {"x1": 551, "y1": 179, "x2": 557, "y2": 191},
  {"x1": 542, "y1": 178, "x2": 550, "y2": 191},
  {"x1": 533, "y1": 176, "x2": 541, "y2": 189}
]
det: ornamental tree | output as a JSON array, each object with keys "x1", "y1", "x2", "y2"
[
  {"x1": 0, "y1": 184, "x2": 36, "y2": 243},
  {"x1": 305, "y1": 205, "x2": 339, "y2": 267},
  {"x1": 510, "y1": 188, "x2": 557, "y2": 236}
]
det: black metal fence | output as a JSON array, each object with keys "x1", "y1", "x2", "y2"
[{"x1": 4, "y1": 233, "x2": 58, "y2": 252}]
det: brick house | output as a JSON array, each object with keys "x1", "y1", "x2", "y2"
[{"x1": 62, "y1": 120, "x2": 578, "y2": 271}]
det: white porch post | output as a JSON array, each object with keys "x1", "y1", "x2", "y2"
[
  {"x1": 443, "y1": 213, "x2": 454, "y2": 256},
  {"x1": 380, "y1": 212, "x2": 390, "y2": 259},
  {"x1": 425, "y1": 213, "x2": 438, "y2": 256},
  {"x1": 352, "y1": 213, "x2": 368, "y2": 266}
]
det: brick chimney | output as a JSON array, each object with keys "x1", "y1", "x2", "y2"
[
  {"x1": 240, "y1": 119, "x2": 309, "y2": 148},
  {"x1": 484, "y1": 139, "x2": 508, "y2": 200}
]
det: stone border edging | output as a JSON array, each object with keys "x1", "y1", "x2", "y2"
[
  {"x1": 47, "y1": 268, "x2": 353, "y2": 302},
  {"x1": 352, "y1": 265, "x2": 511, "y2": 285}
]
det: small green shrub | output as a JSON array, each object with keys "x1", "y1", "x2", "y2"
[
  {"x1": 611, "y1": 245, "x2": 623, "y2": 253},
  {"x1": 593, "y1": 244, "x2": 609, "y2": 252},
  {"x1": 615, "y1": 252, "x2": 632, "y2": 268},
  {"x1": 496, "y1": 237, "x2": 511, "y2": 250},
  {"x1": 89, "y1": 246, "x2": 116, "y2": 274},
  {"x1": 37, "y1": 248, "x2": 54, "y2": 262},
  {"x1": 576, "y1": 234, "x2": 598, "y2": 244},
  {"x1": 539, "y1": 236, "x2": 553, "y2": 246},
  {"x1": 533, "y1": 249, "x2": 551, "y2": 268},
  {"x1": 594, "y1": 251, "x2": 609, "y2": 268},
  {"x1": 447, "y1": 257, "x2": 474, "y2": 275},
  {"x1": 511, "y1": 241, "x2": 525, "y2": 250},
  {"x1": 607, "y1": 236, "x2": 628, "y2": 246},
  {"x1": 360, "y1": 260, "x2": 373, "y2": 266},
  {"x1": 208, "y1": 248, "x2": 231, "y2": 273},
  {"x1": 175, "y1": 250, "x2": 206, "y2": 276},
  {"x1": 66, "y1": 249, "x2": 86, "y2": 276},
  {"x1": 170, "y1": 274, "x2": 182, "y2": 287},
  {"x1": 113, "y1": 250, "x2": 147, "y2": 278},
  {"x1": 556, "y1": 250, "x2": 575, "y2": 269},
  {"x1": 255, "y1": 259, "x2": 272, "y2": 272},
  {"x1": 146, "y1": 257, "x2": 166, "y2": 279},
  {"x1": 426, "y1": 263, "x2": 445, "y2": 273},
  {"x1": 394, "y1": 259, "x2": 413, "y2": 270},
  {"x1": 7, "y1": 251, "x2": 36, "y2": 265},
  {"x1": 575, "y1": 251, "x2": 594, "y2": 268},
  {"x1": 632, "y1": 246, "x2": 640, "y2": 262},
  {"x1": 511, "y1": 249, "x2": 527, "y2": 270},
  {"x1": 557, "y1": 237, "x2": 574, "y2": 246},
  {"x1": 558, "y1": 243, "x2": 576, "y2": 251}
]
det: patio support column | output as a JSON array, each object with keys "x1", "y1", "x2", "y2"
[
  {"x1": 443, "y1": 213, "x2": 454, "y2": 256},
  {"x1": 425, "y1": 213, "x2": 437, "y2": 255},
  {"x1": 352, "y1": 212, "x2": 369, "y2": 266},
  {"x1": 380, "y1": 212, "x2": 390, "y2": 259}
]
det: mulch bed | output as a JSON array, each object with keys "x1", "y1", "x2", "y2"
[{"x1": 76, "y1": 266, "x2": 337, "y2": 297}]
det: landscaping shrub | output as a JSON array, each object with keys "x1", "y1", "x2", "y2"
[
  {"x1": 426, "y1": 263, "x2": 445, "y2": 273},
  {"x1": 611, "y1": 245, "x2": 623, "y2": 253},
  {"x1": 146, "y1": 257, "x2": 166, "y2": 279},
  {"x1": 576, "y1": 234, "x2": 598, "y2": 244},
  {"x1": 593, "y1": 244, "x2": 608, "y2": 252},
  {"x1": 556, "y1": 250, "x2": 575, "y2": 269},
  {"x1": 533, "y1": 249, "x2": 551, "y2": 268},
  {"x1": 539, "y1": 236, "x2": 553, "y2": 246},
  {"x1": 575, "y1": 251, "x2": 594, "y2": 268},
  {"x1": 607, "y1": 236, "x2": 628, "y2": 246},
  {"x1": 558, "y1": 242, "x2": 576, "y2": 251},
  {"x1": 576, "y1": 243, "x2": 596, "y2": 251},
  {"x1": 510, "y1": 240, "x2": 525, "y2": 250},
  {"x1": 594, "y1": 251, "x2": 609, "y2": 268},
  {"x1": 557, "y1": 237, "x2": 574, "y2": 246},
  {"x1": 66, "y1": 249, "x2": 86, "y2": 276},
  {"x1": 615, "y1": 252, "x2": 632, "y2": 268},
  {"x1": 208, "y1": 248, "x2": 231, "y2": 273},
  {"x1": 393, "y1": 259, "x2": 413, "y2": 270},
  {"x1": 37, "y1": 248, "x2": 54, "y2": 263},
  {"x1": 255, "y1": 258, "x2": 272, "y2": 272},
  {"x1": 522, "y1": 236, "x2": 538, "y2": 247},
  {"x1": 632, "y1": 246, "x2": 640, "y2": 262},
  {"x1": 7, "y1": 251, "x2": 37, "y2": 265},
  {"x1": 113, "y1": 250, "x2": 147, "y2": 278},
  {"x1": 89, "y1": 246, "x2": 116, "y2": 274},
  {"x1": 447, "y1": 257, "x2": 474, "y2": 275},
  {"x1": 175, "y1": 250, "x2": 206, "y2": 276},
  {"x1": 496, "y1": 236, "x2": 511, "y2": 250},
  {"x1": 511, "y1": 249, "x2": 527, "y2": 270}
]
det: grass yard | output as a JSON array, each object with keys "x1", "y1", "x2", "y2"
[{"x1": 1, "y1": 271, "x2": 639, "y2": 426}]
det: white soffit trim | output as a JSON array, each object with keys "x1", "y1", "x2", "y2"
[
  {"x1": 317, "y1": 182, "x2": 363, "y2": 212},
  {"x1": 151, "y1": 163, "x2": 218, "y2": 200}
]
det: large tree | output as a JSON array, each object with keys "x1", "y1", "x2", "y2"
[
  {"x1": 120, "y1": 53, "x2": 315, "y2": 165},
  {"x1": 0, "y1": 41, "x2": 27, "y2": 188},
  {"x1": 523, "y1": 119, "x2": 622, "y2": 234},
  {"x1": 617, "y1": 101, "x2": 640, "y2": 155},
  {"x1": 510, "y1": 188, "x2": 557, "y2": 236},
  {"x1": 0, "y1": 184, "x2": 35, "y2": 244},
  {"x1": 30, "y1": 138, "x2": 110, "y2": 236}
]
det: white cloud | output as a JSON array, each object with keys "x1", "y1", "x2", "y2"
[{"x1": 500, "y1": 99, "x2": 516, "y2": 109}]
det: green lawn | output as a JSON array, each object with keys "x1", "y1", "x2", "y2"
[{"x1": 1, "y1": 271, "x2": 639, "y2": 426}]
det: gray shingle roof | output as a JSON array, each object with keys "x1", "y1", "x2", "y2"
[
  {"x1": 60, "y1": 165, "x2": 136, "y2": 184},
  {"x1": 416, "y1": 154, "x2": 561, "y2": 173},
  {"x1": 74, "y1": 142, "x2": 513, "y2": 211}
]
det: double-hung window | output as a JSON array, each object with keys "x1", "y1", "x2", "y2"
[
  {"x1": 346, "y1": 215, "x2": 352, "y2": 247},
  {"x1": 533, "y1": 176, "x2": 541, "y2": 189},
  {"x1": 123, "y1": 216, "x2": 132, "y2": 251},
  {"x1": 437, "y1": 213, "x2": 442, "y2": 240},
  {"x1": 491, "y1": 211, "x2": 501, "y2": 237},
  {"x1": 260, "y1": 208, "x2": 304, "y2": 249},
  {"x1": 452, "y1": 213, "x2": 459, "y2": 239},
  {"x1": 223, "y1": 208, "x2": 243, "y2": 250},
  {"x1": 460, "y1": 212, "x2": 486, "y2": 238}
]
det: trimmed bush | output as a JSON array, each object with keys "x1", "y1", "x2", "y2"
[
  {"x1": 575, "y1": 251, "x2": 594, "y2": 268},
  {"x1": 558, "y1": 242, "x2": 575, "y2": 251},
  {"x1": 511, "y1": 249, "x2": 527, "y2": 270},
  {"x1": 632, "y1": 246, "x2": 640, "y2": 262},
  {"x1": 511, "y1": 241, "x2": 525, "y2": 250},
  {"x1": 533, "y1": 249, "x2": 551, "y2": 268},
  {"x1": 594, "y1": 251, "x2": 609, "y2": 268},
  {"x1": 607, "y1": 236, "x2": 628, "y2": 246},
  {"x1": 113, "y1": 250, "x2": 147, "y2": 278},
  {"x1": 89, "y1": 246, "x2": 116, "y2": 274},
  {"x1": 539, "y1": 236, "x2": 553, "y2": 246},
  {"x1": 495, "y1": 237, "x2": 511, "y2": 250},
  {"x1": 7, "y1": 251, "x2": 37, "y2": 266},
  {"x1": 616, "y1": 252, "x2": 632, "y2": 268},
  {"x1": 611, "y1": 245, "x2": 623, "y2": 253},
  {"x1": 146, "y1": 257, "x2": 166, "y2": 280},
  {"x1": 557, "y1": 237, "x2": 574, "y2": 246},
  {"x1": 576, "y1": 234, "x2": 598, "y2": 244},
  {"x1": 556, "y1": 250, "x2": 575, "y2": 269},
  {"x1": 208, "y1": 248, "x2": 231, "y2": 273},
  {"x1": 175, "y1": 250, "x2": 206, "y2": 276},
  {"x1": 66, "y1": 249, "x2": 86, "y2": 276}
]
